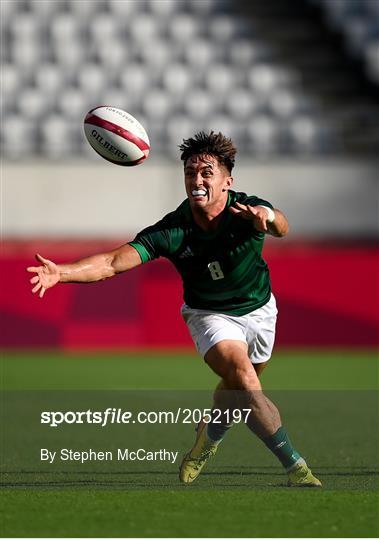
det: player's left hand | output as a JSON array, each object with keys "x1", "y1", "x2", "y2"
[{"x1": 229, "y1": 202, "x2": 270, "y2": 232}]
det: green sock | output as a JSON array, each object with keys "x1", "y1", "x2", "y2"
[
  {"x1": 206, "y1": 421, "x2": 232, "y2": 443},
  {"x1": 206, "y1": 408, "x2": 233, "y2": 443},
  {"x1": 263, "y1": 426, "x2": 301, "y2": 470}
]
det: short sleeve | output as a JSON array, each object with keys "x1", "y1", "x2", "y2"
[
  {"x1": 245, "y1": 195, "x2": 274, "y2": 209},
  {"x1": 129, "y1": 219, "x2": 171, "y2": 263},
  {"x1": 128, "y1": 207, "x2": 187, "y2": 263},
  {"x1": 128, "y1": 241, "x2": 152, "y2": 264}
]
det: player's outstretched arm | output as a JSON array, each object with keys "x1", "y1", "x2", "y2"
[
  {"x1": 27, "y1": 244, "x2": 142, "y2": 298},
  {"x1": 229, "y1": 202, "x2": 289, "y2": 237}
]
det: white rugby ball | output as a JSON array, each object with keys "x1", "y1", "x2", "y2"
[{"x1": 84, "y1": 106, "x2": 150, "y2": 166}]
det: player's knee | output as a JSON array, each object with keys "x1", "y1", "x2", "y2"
[
  {"x1": 226, "y1": 365, "x2": 261, "y2": 392},
  {"x1": 237, "y1": 367, "x2": 261, "y2": 393}
]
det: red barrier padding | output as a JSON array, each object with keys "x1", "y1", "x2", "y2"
[{"x1": 1, "y1": 240, "x2": 378, "y2": 348}]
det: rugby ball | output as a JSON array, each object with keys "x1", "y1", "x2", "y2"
[{"x1": 84, "y1": 106, "x2": 150, "y2": 166}]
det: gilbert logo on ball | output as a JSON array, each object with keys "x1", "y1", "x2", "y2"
[{"x1": 84, "y1": 106, "x2": 150, "y2": 166}]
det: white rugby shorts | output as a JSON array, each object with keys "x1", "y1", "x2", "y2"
[{"x1": 181, "y1": 294, "x2": 278, "y2": 364}]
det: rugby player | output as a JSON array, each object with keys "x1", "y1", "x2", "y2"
[{"x1": 27, "y1": 131, "x2": 321, "y2": 487}]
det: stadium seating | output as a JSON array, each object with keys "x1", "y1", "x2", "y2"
[
  {"x1": 41, "y1": 114, "x2": 78, "y2": 159},
  {"x1": 313, "y1": 0, "x2": 379, "y2": 82},
  {"x1": 1, "y1": 0, "x2": 377, "y2": 160},
  {"x1": 2, "y1": 114, "x2": 37, "y2": 158}
]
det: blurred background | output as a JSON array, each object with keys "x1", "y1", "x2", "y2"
[{"x1": 1, "y1": 0, "x2": 378, "y2": 350}]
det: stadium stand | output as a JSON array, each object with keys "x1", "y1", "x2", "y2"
[
  {"x1": 1, "y1": 0, "x2": 378, "y2": 160},
  {"x1": 311, "y1": 0, "x2": 379, "y2": 85}
]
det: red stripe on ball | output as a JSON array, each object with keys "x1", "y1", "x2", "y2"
[{"x1": 85, "y1": 113, "x2": 150, "y2": 151}]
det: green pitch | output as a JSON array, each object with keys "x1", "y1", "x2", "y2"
[{"x1": 1, "y1": 349, "x2": 378, "y2": 537}]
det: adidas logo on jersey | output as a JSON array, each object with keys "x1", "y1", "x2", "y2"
[{"x1": 178, "y1": 246, "x2": 194, "y2": 259}]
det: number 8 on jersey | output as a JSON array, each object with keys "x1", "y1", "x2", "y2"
[{"x1": 208, "y1": 261, "x2": 224, "y2": 280}]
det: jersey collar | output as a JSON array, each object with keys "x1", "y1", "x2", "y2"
[{"x1": 182, "y1": 190, "x2": 235, "y2": 238}]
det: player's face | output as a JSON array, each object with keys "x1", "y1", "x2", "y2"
[{"x1": 184, "y1": 155, "x2": 233, "y2": 211}]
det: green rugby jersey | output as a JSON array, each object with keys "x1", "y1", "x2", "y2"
[{"x1": 129, "y1": 190, "x2": 274, "y2": 316}]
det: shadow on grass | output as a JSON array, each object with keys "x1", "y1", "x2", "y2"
[{"x1": 1, "y1": 466, "x2": 377, "y2": 489}]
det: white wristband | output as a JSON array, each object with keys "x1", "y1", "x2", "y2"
[{"x1": 259, "y1": 206, "x2": 275, "y2": 223}]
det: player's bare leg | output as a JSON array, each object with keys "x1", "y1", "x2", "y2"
[
  {"x1": 180, "y1": 342, "x2": 278, "y2": 483},
  {"x1": 179, "y1": 340, "x2": 321, "y2": 486},
  {"x1": 209, "y1": 361, "x2": 280, "y2": 440},
  {"x1": 205, "y1": 341, "x2": 280, "y2": 437},
  {"x1": 207, "y1": 362, "x2": 278, "y2": 441},
  {"x1": 212, "y1": 359, "x2": 269, "y2": 413},
  {"x1": 252, "y1": 362, "x2": 282, "y2": 426},
  {"x1": 179, "y1": 346, "x2": 280, "y2": 482}
]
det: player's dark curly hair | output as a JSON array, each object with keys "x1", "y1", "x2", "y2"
[{"x1": 179, "y1": 131, "x2": 237, "y2": 173}]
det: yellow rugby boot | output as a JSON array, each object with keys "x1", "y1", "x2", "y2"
[
  {"x1": 179, "y1": 420, "x2": 220, "y2": 484},
  {"x1": 287, "y1": 460, "x2": 322, "y2": 487}
]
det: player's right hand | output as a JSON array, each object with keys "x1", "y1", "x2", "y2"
[
  {"x1": 27, "y1": 254, "x2": 60, "y2": 298},
  {"x1": 229, "y1": 202, "x2": 269, "y2": 232}
]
